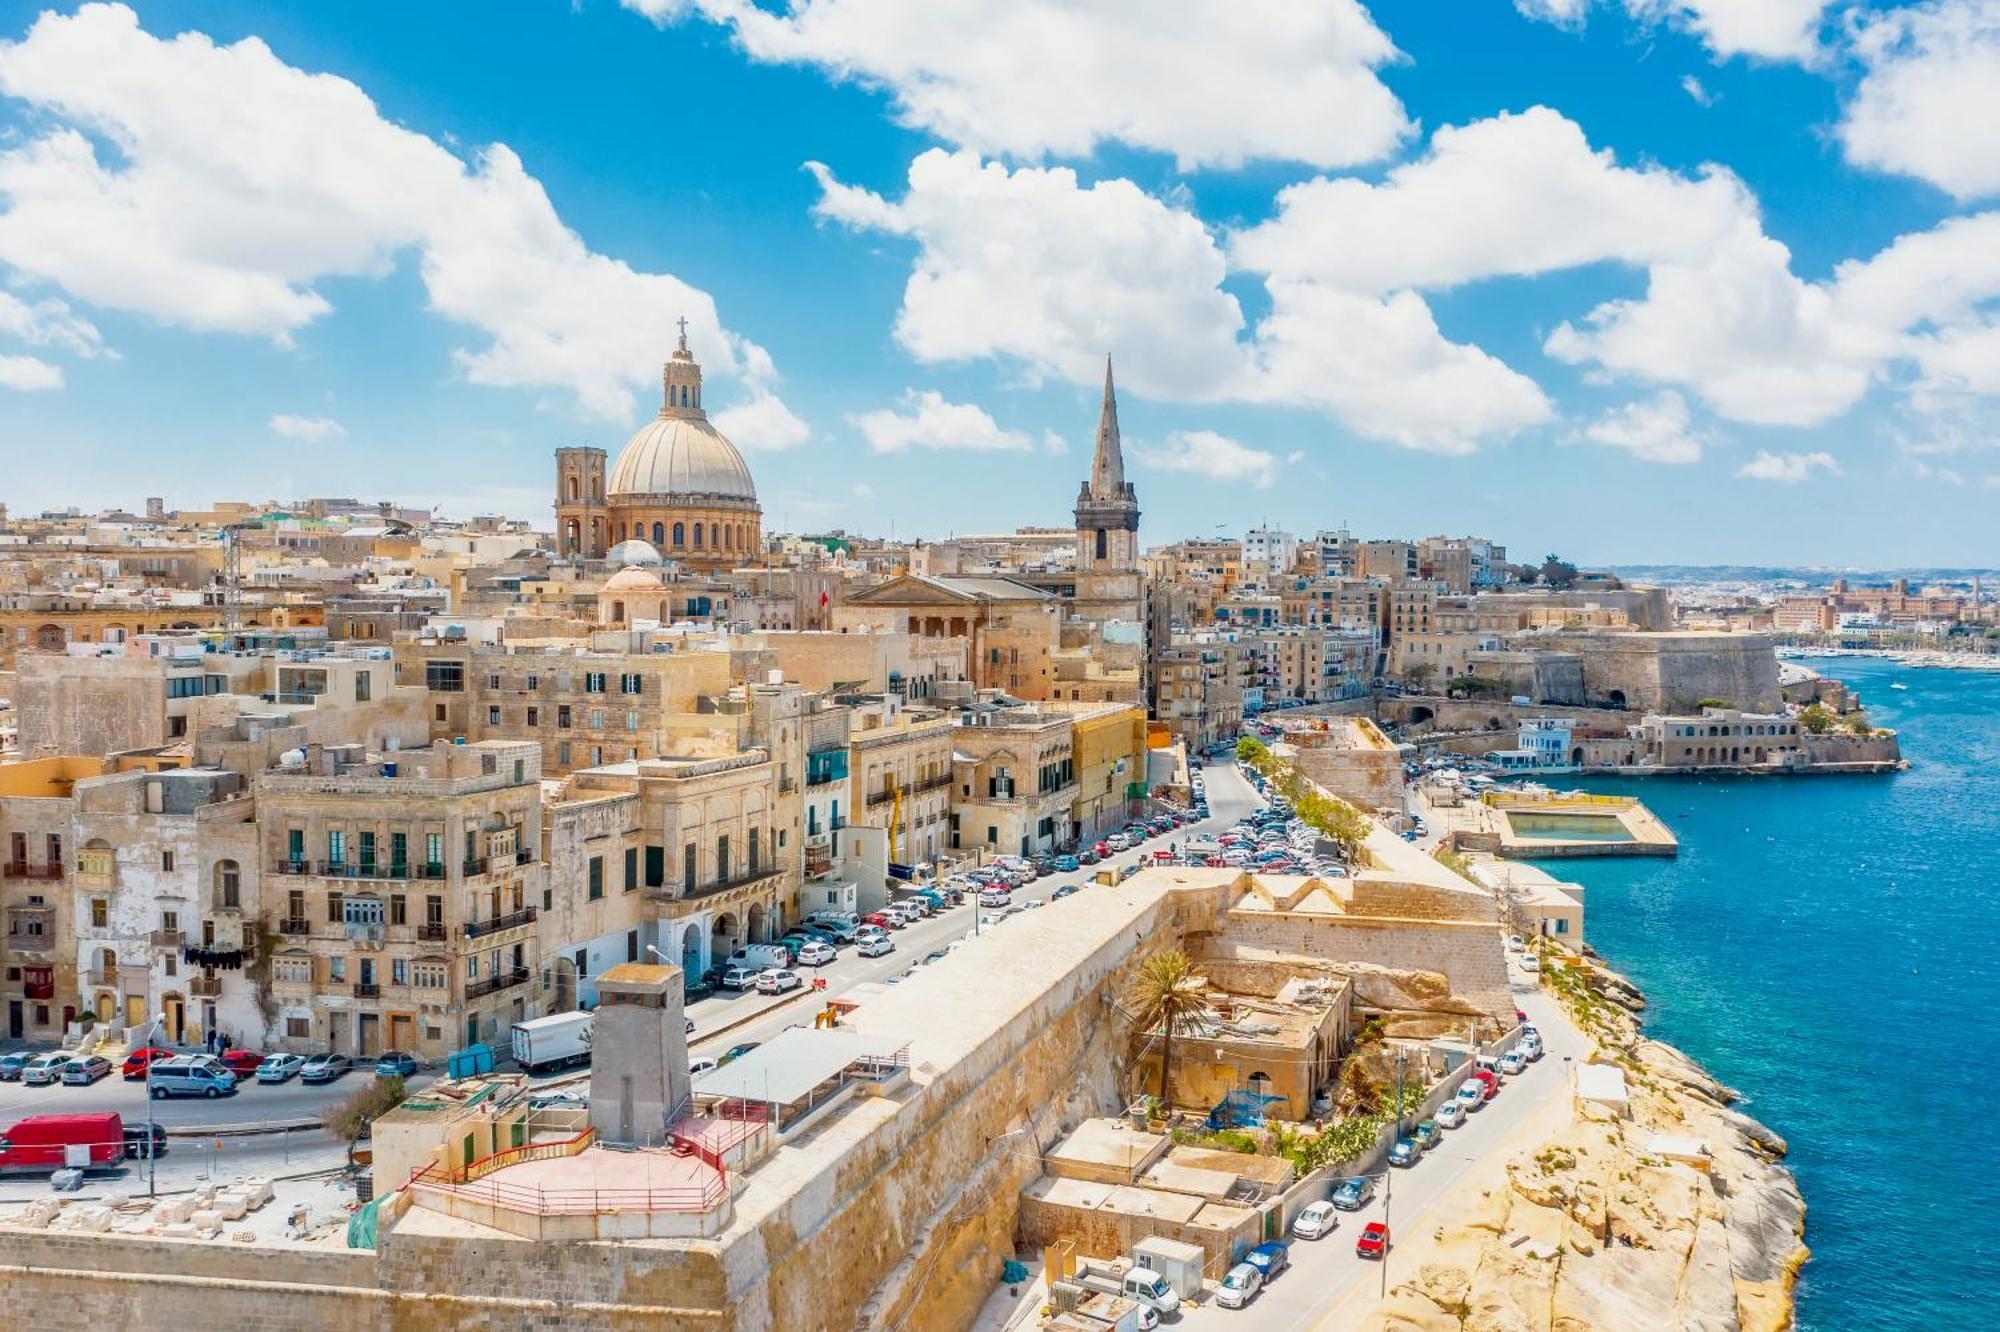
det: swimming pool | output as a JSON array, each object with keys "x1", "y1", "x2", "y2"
[{"x1": 1502, "y1": 811, "x2": 1636, "y2": 843}]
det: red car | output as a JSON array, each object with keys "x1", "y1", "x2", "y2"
[
  {"x1": 1355, "y1": 1222, "x2": 1390, "y2": 1259},
  {"x1": 1472, "y1": 1069, "x2": 1499, "y2": 1100},
  {"x1": 218, "y1": 1049, "x2": 265, "y2": 1075},
  {"x1": 121, "y1": 1047, "x2": 175, "y2": 1080}
]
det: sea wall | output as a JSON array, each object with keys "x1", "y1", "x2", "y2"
[{"x1": 1547, "y1": 632, "x2": 1783, "y2": 713}]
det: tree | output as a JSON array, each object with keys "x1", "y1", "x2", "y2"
[
  {"x1": 1403, "y1": 663, "x2": 1435, "y2": 692},
  {"x1": 324, "y1": 1074, "x2": 407, "y2": 1167},
  {"x1": 1236, "y1": 736, "x2": 1268, "y2": 765},
  {"x1": 1798, "y1": 703, "x2": 1836, "y2": 735},
  {"x1": 1450, "y1": 674, "x2": 1503, "y2": 699},
  {"x1": 1537, "y1": 554, "x2": 1580, "y2": 590},
  {"x1": 1124, "y1": 950, "x2": 1214, "y2": 1110}
]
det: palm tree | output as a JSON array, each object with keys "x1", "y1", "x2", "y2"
[{"x1": 1125, "y1": 949, "x2": 1214, "y2": 1110}]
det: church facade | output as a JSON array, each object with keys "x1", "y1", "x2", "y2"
[{"x1": 556, "y1": 326, "x2": 762, "y2": 573}]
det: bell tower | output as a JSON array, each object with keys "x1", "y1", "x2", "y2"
[
  {"x1": 1075, "y1": 356, "x2": 1139, "y2": 576},
  {"x1": 555, "y1": 445, "x2": 607, "y2": 559}
]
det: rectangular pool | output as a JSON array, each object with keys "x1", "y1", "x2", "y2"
[{"x1": 1503, "y1": 812, "x2": 1636, "y2": 843}]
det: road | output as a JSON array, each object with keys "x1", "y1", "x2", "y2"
[
  {"x1": 684, "y1": 759, "x2": 1266, "y2": 1063},
  {"x1": 1172, "y1": 957, "x2": 1583, "y2": 1330}
]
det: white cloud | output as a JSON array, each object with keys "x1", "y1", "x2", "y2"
[
  {"x1": 1517, "y1": 0, "x2": 1829, "y2": 59},
  {"x1": 713, "y1": 388, "x2": 812, "y2": 452},
  {"x1": 851, "y1": 482, "x2": 873, "y2": 499},
  {"x1": 1231, "y1": 108, "x2": 1753, "y2": 295},
  {"x1": 1042, "y1": 430, "x2": 1068, "y2": 455},
  {"x1": 0, "y1": 353, "x2": 62, "y2": 390},
  {"x1": 268, "y1": 413, "x2": 346, "y2": 442},
  {"x1": 0, "y1": 291, "x2": 105, "y2": 358},
  {"x1": 850, "y1": 389, "x2": 1035, "y2": 453},
  {"x1": 1841, "y1": 0, "x2": 2000, "y2": 200},
  {"x1": 1735, "y1": 449, "x2": 1841, "y2": 482},
  {"x1": 1582, "y1": 391, "x2": 1706, "y2": 463},
  {"x1": 0, "y1": 4, "x2": 795, "y2": 425},
  {"x1": 811, "y1": 148, "x2": 1550, "y2": 453},
  {"x1": 629, "y1": 0, "x2": 1409, "y2": 170},
  {"x1": 1681, "y1": 74, "x2": 1716, "y2": 105},
  {"x1": 1129, "y1": 431, "x2": 1285, "y2": 488}
]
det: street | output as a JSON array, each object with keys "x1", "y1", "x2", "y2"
[{"x1": 1171, "y1": 957, "x2": 1581, "y2": 1330}]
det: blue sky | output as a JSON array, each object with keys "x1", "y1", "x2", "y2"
[{"x1": 0, "y1": 1, "x2": 1996, "y2": 566}]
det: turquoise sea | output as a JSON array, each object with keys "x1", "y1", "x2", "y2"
[{"x1": 1539, "y1": 657, "x2": 1997, "y2": 1331}]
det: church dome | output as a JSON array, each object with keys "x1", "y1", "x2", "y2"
[
  {"x1": 604, "y1": 537, "x2": 663, "y2": 567},
  {"x1": 603, "y1": 564, "x2": 667, "y2": 592},
  {"x1": 606, "y1": 327, "x2": 758, "y2": 505}
]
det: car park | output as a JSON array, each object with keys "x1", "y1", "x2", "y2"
[
  {"x1": 299, "y1": 1054, "x2": 352, "y2": 1085},
  {"x1": 857, "y1": 935, "x2": 894, "y2": 958},
  {"x1": 121, "y1": 1047, "x2": 175, "y2": 1080},
  {"x1": 375, "y1": 1051, "x2": 419, "y2": 1078},
  {"x1": 1331, "y1": 1175, "x2": 1377, "y2": 1210},
  {"x1": 755, "y1": 969, "x2": 804, "y2": 995},
  {"x1": 1356, "y1": 1222, "x2": 1391, "y2": 1259},
  {"x1": 20, "y1": 1051, "x2": 71, "y2": 1086},
  {"x1": 256, "y1": 1053, "x2": 306, "y2": 1084},
  {"x1": 61, "y1": 1055, "x2": 112, "y2": 1086},
  {"x1": 1291, "y1": 1200, "x2": 1339, "y2": 1240},
  {"x1": 1215, "y1": 1263, "x2": 1263, "y2": 1310}
]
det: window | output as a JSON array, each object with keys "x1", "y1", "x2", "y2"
[
  {"x1": 626, "y1": 710, "x2": 640, "y2": 732},
  {"x1": 590, "y1": 709, "x2": 605, "y2": 729},
  {"x1": 392, "y1": 958, "x2": 408, "y2": 986},
  {"x1": 716, "y1": 835, "x2": 730, "y2": 883},
  {"x1": 358, "y1": 832, "x2": 376, "y2": 872},
  {"x1": 584, "y1": 672, "x2": 607, "y2": 693},
  {"x1": 624, "y1": 847, "x2": 638, "y2": 893},
  {"x1": 748, "y1": 828, "x2": 760, "y2": 873},
  {"x1": 327, "y1": 829, "x2": 345, "y2": 866},
  {"x1": 424, "y1": 660, "x2": 465, "y2": 692},
  {"x1": 286, "y1": 1017, "x2": 311, "y2": 1039},
  {"x1": 391, "y1": 832, "x2": 408, "y2": 873},
  {"x1": 425, "y1": 833, "x2": 444, "y2": 874},
  {"x1": 214, "y1": 860, "x2": 240, "y2": 909},
  {"x1": 588, "y1": 856, "x2": 604, "y2": 901},
  {"x1": 557, "y1": 742, "x2": 572, "y2": 766},
  {"x1": 526, "y1": 707, "x2": 539, "y2": 727},
  {"x1": 91, "y1": 898, "x2": 108, "y2": 928},
  {"x1": 161, "y1": 850, "x2": 175, "y2": 871},
  {"x1": 684, "y1": 843, "x2": 697, "y2": 889},
  {"x1": 488, "y1": 706, "x2": 502, "y2": 726},
  {"x1": 390, "y1": 895, "x2": 407, "y2": 926},
  {"x1": 287, "y1": 829, "x2": 305, "y2": 864},
  {"x1": 329, "y1": 956, "x2": 347, "y2": 983},
  {"x1": 645, "y1": 846, "x2": 665, "y2": 888},
  {"x1": 620, "y1": 673, "x2": 643, "y2": 695},
  {"x1": 355, "y1": 672, "x2": 371, "y2": 702},
  {"x1": 327, "y1": 892, "x2": 345, "y2": 923}
]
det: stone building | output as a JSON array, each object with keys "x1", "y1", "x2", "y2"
[
  {"x1": 1061, "y1": 703, "x2": 1147, "y2": 845},
  {"x1": 555, "y1": 328, "x2": 761, "y2": 571},
  {"x1": 845, "y1": 699, "x2": 956, "y2": 868},
  {"x1": 837, "y1": 574, "x2": 1062, "y2": 699},
  {"x1": 257, "y1": 741, "x2": 547, "y2": 1057},
  {"x1": 948, "y1": 700, "x2": 1079, "y2": 856},
  {"x1": 1070, "y1": 358, "x2": 1145, "y2": 629}
]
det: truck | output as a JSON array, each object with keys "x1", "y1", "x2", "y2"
[
  {"x1": 1073, "y1": 1257, "x2": 1181, "y2": 1315},
  {"x1": 510, "y1": 1011, "x2": 593, "y2": 1073},
  {"x1": 729, "y1": 942, "x2": 794, "y2": 972},
  {"x1": 0, "y1": 1112, "x2": 125, "y2": 1172}
]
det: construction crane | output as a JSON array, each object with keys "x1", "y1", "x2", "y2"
[{"x1": 219, "y1": 520, "x2": 262, "y2": 635}]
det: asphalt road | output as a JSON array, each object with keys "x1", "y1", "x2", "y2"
[
  {"x1": 685, "y1": 759, "x2": 1265, "y2": 1063},
  {"x1": 1171, "y1": 960, "x2": 1582, "y2": 1330}
]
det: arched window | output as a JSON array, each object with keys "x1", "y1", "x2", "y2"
[
  {"x1": 566, "y1": 475, "x2": 579, "y2": 502},
  {"x1": 612, "y1": 600, "x2": 625, "y2": 623},
  {"x1": 652, "y1": 521, "x2": 665, "y2": 545},
  {"x1": 214, "y1": 859, "x2": 240, "y2": 910},
  {"x1": 723, "y1": 525, "x2": 734, "y2": 551},
  {"x1": 694, "y1": 522, "x2": 704, "y2": 548},
  {"x1": 672, "y1": 522, "x2": 685, "y2": 547}
]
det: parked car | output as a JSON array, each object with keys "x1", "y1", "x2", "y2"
[
  {"x1": 755, "y1": 968, "x2": 804, "y2": 995},
  {"x1": 375, "y1": 1051, "x2": 419, "y2": 1078},
  {"x1": 1506, "y1": 934, "x2": 1526, "y2": 952},
  {"x1": 718, "y1": 1042, "x2": 759, "y2": 1067},
  {"x1": 218, "y1": 1049, "x2": 265, "y2": 1076},
  {"x1": 20, "y1": 1051, "x2": 72, "y2": 1087},
  {"x1": 1498, "y1": 1049, "x2": 1528, "y2": 1076},
  {"x1": 1455, "y1": 1081, "x2": 1486, "y2": 1113},
  {"x1": 299, "y1": 1053, "x2": 352, "y2": 1085},
  {"x1": 795, "y1": 940, "x2": 837, "y2": 967},
  {"x1": 1413, "y1": 1120, "x2": 1443, "y2": 1152},
  {"x1": 857, "y1": 935, "x2": 894, "y2": 958},
  {"x1": 1291, "y1": 1200, "x2": 1339, "y2": 1240},
  {"x1": 1215, "y1": 1262, "x2": 1263, "y2": 1310},
  {"x1": 0, "y1": 1050, "x2": 37, "y2": 1081},
  {"x1": 150, "y1": 1056, "x2": 238, "y2": 1099},
  {"x1": 1471, "y1": 1068, "x2": 1499, "y2": 1100},
  {"x1": 1521, "y1": 954, "x2": 1542, "y2": 974},
  {"x1": 256, "y1": 1053, "x2": 306, "y2": 1084},
  {"x1": 1387, "y1": 1135, "x2": 1421, "y2": 1168},
  {"x1": 720, "y1": 964, "x2": 765, "y2": 990},
  {"x1": 1331, "y1": 1175, "x2": 1376, "y2": 1211},
  {"x1": 1356, "y1": 1221, "x2": 1391, "y2": 1259},
  {"x1": 123, "y1": 1120, "x2": 168, "y2": 1161},
  {"x1": 1434, "y1": 1099, "x2": 1466, "y2": 1129},
  {"x1": 1245, "y1": 1240, "x2": 1291, "y2": 1279},
  {"x1": 121, "y1": 1047, "x2": 175, "y2": 1080},
  {"x1": 61, "y1": 1055, "x2": 112, "y2": 1086},
  {"x1": 1051, "y1": 884, "x2": 1080, "y2": 900},
  {"x1": 1522, "y1": 1033, "x2": 1545, "y2": 1061},
  {"x1": 688, "y1": 1057, "x2": 718, "y2": 1078},
  {"x1": 978, "y1": 889, "x2": 1010, "y2": 908}
]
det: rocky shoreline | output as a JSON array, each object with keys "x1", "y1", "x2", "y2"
[{"x1": 1364, "y1": 948, "x2": 1808, "y2": 1332}]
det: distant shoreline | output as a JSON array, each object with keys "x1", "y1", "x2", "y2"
[{"x1": 1783, "y1": 646, "x2": 2000, "y2": 674}]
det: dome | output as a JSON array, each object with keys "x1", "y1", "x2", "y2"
[
  {"x1": 607, "y1": 414, "x2": 757, "y2": 503},
  {"x1": 603, "y1": 564, "x2": 667, "y2": 592},
  {"x1": 605, "y1": 537, "x2": 663, "y2": 567}
]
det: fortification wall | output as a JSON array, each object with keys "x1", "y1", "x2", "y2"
[
  {"x1": 1208, "y1": 911, "x2": 1512, "y2": 1028},
  {"x1": 1548, "y1": 632, "x2": 1781, "y2": 712}
]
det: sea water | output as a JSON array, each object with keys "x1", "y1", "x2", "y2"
[{"x1": 1538, "y1": 657, "x2": 1997, "y2": 1330}]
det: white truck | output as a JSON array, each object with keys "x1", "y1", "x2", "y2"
[
  {"x1": 1073, "y1": 1258, "x2": 1181, "y2": 1315},
  {"x1": 510, "y1": 1010, "x2": 593, "y2": 1073}
]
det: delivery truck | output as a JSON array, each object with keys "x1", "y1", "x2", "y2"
[
  {"x1": 0, "y1": 1112, "x2": 126, "y2": 1172},
  {"x1": 510, "y1": 1011, "x2": 593, "y2": 1073}
]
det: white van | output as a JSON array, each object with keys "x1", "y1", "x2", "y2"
[
  {"x1": 149, "y1": 1056, "x2": 238, "y2": 1099},
  {"x1": 729, "y1": 943, "x2": 793, "y2": 972}
]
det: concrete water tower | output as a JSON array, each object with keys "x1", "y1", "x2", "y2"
[{"x1": 587, "y1": 963, "x2": 692, "y2": 1148}]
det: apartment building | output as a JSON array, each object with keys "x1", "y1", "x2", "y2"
[
  {"x1": 846, "y1": 700, "x2": 956, "y2": 868},
  {"x1": 1061, "y1": 703, "x2": 1148, "y2": 844},
  {"x1": 948, "y1": 701, "x2": 1079, "y2": 856}
]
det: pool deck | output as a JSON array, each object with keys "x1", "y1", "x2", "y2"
[{"x1": 1426, "y1": 788, "x2": 1678, "y2": 859}]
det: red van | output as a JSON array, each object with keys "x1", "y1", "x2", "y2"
[{"x1": 0, "y1": 1112, "x2": 125, "y2": 1170}]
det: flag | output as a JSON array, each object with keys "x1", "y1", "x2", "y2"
[{"x1": 820, "y1": 589, "x2": 830, "y2": 607}]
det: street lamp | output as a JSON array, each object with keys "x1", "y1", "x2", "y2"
[{"x1": 140, "y1": 1010, "x2": 166, "y2": 1198}]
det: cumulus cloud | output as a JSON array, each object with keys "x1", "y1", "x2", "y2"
[
  {"x1": 268, "y1": 413, "x2": 346, "y2": 442},
  {"x1": 850, "y1": 389, "x2": 1035, "y2": 453},
  {"x1": 627, "y1": 0, "x2": 1409, "y2": 170},
  {"x1": 1840, "y1": 0, "x2": 2000, "y2": 200},
  {"x1": 1516, "y1": 0, "x2": 1829, "y2": 60},
  {"x1": 0, "y1": 291, "x2": 105, "y2": 358},
  {"x1": 1735, "y1": 449, "x2": 1841, "y2": 482},
  {"x1": 1582, "y1": 391, "x2": 1706, "y2": 463},
  {"x1": 1129, "y1": 431, "x2": 1286, "y2": 488},
  {"x1": 0, "y1": 353, "x2": 62, "y2": 390},
  {"x1": 0, "y1": 3, "x2": 795, "y2": 425}
]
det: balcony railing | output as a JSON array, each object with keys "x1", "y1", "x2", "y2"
[
  {"x1": 149, "y1": 928, "x2": 185, "y2": 948},
  {"x1": 417, "y1": 922, "x2": 448, "y2": 942},
  {"x1": 24, "y1": 982, "x2": 55, "y2": 1000},
  {"x1": 4, "y1": 862, "x2": 63, "y2": 881},
  {"x1": 278, "y1": 918, "x2": 312, "y2": 936},
  {"x1": 86, "y1": 966, "x2": 119, "y2": 987},
  {"x1": 463, "y1": 906, "x2": 537, "y2": 939},
  {"x1": 912, "y1": 773, "x2": 954, "y2": 794},
  {"x1": 466, "y1": 965, "x2": 531, "y2": 1001},
  {"x1": 866, "y1": 788, "x2": 896, "y2": 808},
  {"x1": 353, "y1": 981, "x2": 381, "y2": 999},
  {"x1": 644, "y1": 864, "x2": 783, "y2": 905},
  {"x1": 188, "y1": 976, "x2": 223, "y2": 998}
]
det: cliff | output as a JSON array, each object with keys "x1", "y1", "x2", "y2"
[{"x1": 1362, "y1": 950, "x2": 1807, "y2": 1332}]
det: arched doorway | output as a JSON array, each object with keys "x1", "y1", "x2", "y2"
[
  {"x1": 93, "y1": 991, "x2": 114, "y2": 1024},
  {"x1": 746, "y1": 902, "x2": 767, "y2": 943},
  {"x1": 1408, "y1": 705, "x2": 1434, "y2": 726},
  {"x1": 1607, "y1": 689, "x2": 1627, "y2": 709},
  {"x1": 164, "y1": 994, "x2": 186, "y2": 1044},
  {"x1": 551, "y1": 956, "x2": 578, "y2": 1011},
  {"x1": 680, "y1": 922, "x2": 704, "y2": 979},
  {"x1": 711, "y1": 912, "x2": 738, "y2": 960}
]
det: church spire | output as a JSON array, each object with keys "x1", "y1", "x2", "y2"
[{"x1": 1090, "y1": 354, "x2": 1125, "y2": 497}]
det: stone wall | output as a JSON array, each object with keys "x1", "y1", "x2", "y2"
[
  {"x1": 1203, "y1": 913, "x2": 1512, "y2": 1030},
  {"x1": 1547, "y1": 631, "x2": 1781, "y2": 713}
]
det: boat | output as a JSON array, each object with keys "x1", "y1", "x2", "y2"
[{"x1": 1890, "y1": 681, "x2": 1908, "y2": 690}]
